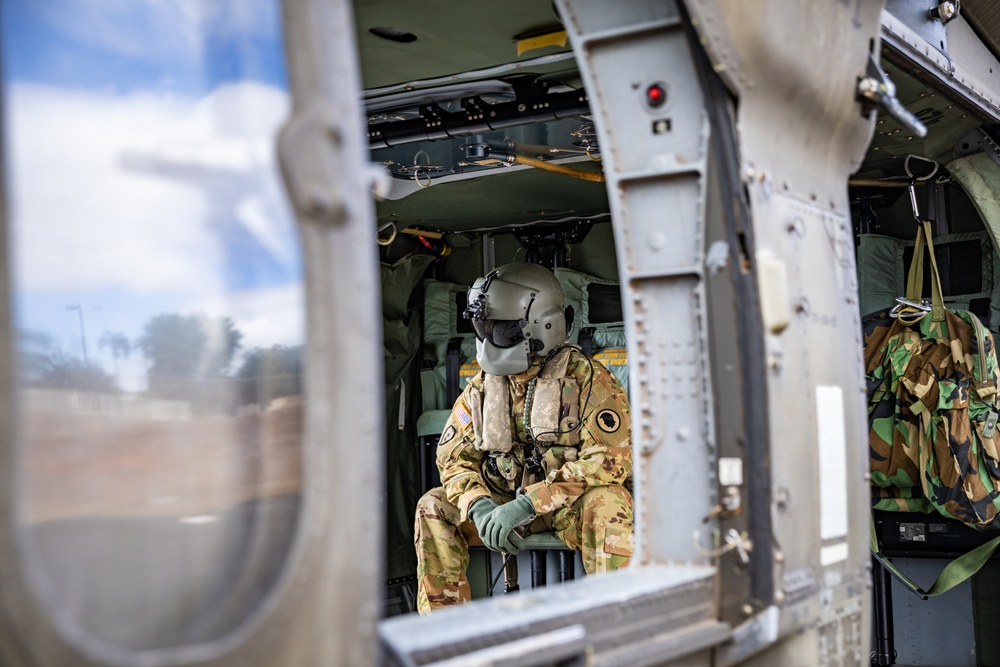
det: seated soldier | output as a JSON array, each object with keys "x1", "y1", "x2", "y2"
[{"x1": 414, "y1": 262, "x2": 634, "y2": 614}]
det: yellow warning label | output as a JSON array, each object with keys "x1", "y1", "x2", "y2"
[
  {"x1": 593, "y1": 348, "x2": 628, "y2": 366},
  {"x1": 516, "y1": 29, "x2": 568, "y2": 57}
]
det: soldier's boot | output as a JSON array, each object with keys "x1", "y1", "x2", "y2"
[{"x1": 552, "y1": 484, "x2": 634, "y2": 575}]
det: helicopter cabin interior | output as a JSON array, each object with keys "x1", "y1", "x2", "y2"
[{"x1": 358, "y1": 1, "x2": 1000, "y2": 663}]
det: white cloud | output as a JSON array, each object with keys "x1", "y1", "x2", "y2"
[
  {"x1": 6, "y1": 80, "x2": 305, "y2": 376},
  {"x1": 197, "y1": 283, "x2": 305, "y2": 353},
  {"x1": 7, "y1": 81, "x2": 293, "y2": 291}
]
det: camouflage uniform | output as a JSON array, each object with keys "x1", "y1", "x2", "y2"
[{"x1": 415, "y1": 345, "x2": 633, "y2": 614}]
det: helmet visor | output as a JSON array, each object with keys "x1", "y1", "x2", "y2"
[{"x1": 471, "y1": 318, "x2": 525, "y2": 349}]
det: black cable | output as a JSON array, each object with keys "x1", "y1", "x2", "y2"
[
  {"x1": 525, "y1": 352, "x2": 596, "y2": 443},
  {"x1": 488, "y1": 553, "x2": 510, "y2": 596},
  {"x1": 487, "y1": 528, "x2": 533, "y2": 596}
]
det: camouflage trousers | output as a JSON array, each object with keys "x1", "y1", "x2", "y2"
[{"x1": 414, "y1": 485, "x2": 633, "y2": 614}]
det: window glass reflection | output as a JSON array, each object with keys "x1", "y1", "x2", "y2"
[{"x1": 3, "y1": 0, "x2": 303, "y2": 653}]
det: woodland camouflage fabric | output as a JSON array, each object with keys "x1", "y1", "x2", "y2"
[
  {"x1": 865, "y1": 308, "x2": 1000, "y2": 529},
  {"x1": 414, "y1": 345, "x2": 633, "y2": 613}
]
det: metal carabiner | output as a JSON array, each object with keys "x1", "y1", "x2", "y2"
[
  {"x1": 904, "y1": 155, "x2": 939, "y2": 222},
  {"x1": 904, "y1": 154, "x2": 939, "y2": 183},
  {"x1": 889, "y1": 296, "x2": 931, "y2": 319},
  {"x1": 908, "y1": 182, "x2": 921, "y2": 221},
  {"x1": 724, "y1": 529, "x2": 753, "y2": 565}
]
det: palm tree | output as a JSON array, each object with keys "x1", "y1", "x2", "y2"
[{"x1": 98, "y1": 331, "x2": 131, "y2": 377}]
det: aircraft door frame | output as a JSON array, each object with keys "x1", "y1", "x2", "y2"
[{"x1": 0, "y1": 1, "x2": 384, "y2": 665}]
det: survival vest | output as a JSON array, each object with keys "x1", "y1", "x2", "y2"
[{"x1": 466, "y1": 345, "x2": 583, "y2": 493}]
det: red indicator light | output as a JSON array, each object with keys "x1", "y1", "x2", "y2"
[{"x1": 646, "y1": 83, "x2": 667, "y2": 108}]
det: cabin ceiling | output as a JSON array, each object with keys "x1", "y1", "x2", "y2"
[
  {"x1": 353, "y1": 1, "x2": 998, "y2": 231},
  {"x1": 353, "y1": 0, "x2": 572, "y2": 93},
  {"x1": 856, "y1": 57, "x2": 981, "y2": 179},
  {"x1": 353, "y1": 0, "x2": 608, "y2": 234}
]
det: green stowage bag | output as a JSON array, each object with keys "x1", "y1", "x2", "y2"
[{"x1": 865, "y1": 218, "x2": 1000, "y2": 530}]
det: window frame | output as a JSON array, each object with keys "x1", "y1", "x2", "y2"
[{"x1": 0, "y1": 0, "x2": 384, "y2": 665}]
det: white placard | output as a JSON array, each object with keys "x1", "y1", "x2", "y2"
[
  {"x1": 816, "y1": 385, "x2": 848, "y2": 541},
  {"x1": 821, "y1": 542, "x2": 849, "y2": 566},
  {"x1": 719, "y1": 457, "x2": 744, "y2": 486}
]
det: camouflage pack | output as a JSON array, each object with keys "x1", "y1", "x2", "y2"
[{"x1": 865, "y1": 219, "x2": 1000, "y2": 530}]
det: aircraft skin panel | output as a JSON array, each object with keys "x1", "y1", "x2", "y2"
[
  {"x1": 0, "y1": 0, "x2": 384, "y2": 665},
  {"x1": 274, "y1": 1, "x2": 386, "y2": 666},
  {"x1": 557, "y1": 0, "x2": 717, "y2": 567},
  {"x1": 680, "y1": 0, "x2": 883, "y2": 664},
  {"x1": 882, "y1": 8, "x2": 1000, "y2": 124},
  {"x1": 8, "y1": 0, "x2": 1000, "y2": 663}
]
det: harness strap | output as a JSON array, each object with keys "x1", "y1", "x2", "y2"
[
  {"x1": 579, "y1": 327, "x2": 595, "y2": 357},
  {"x1": 480, "y1": 373, "x2": 514, "y2": 452},
  {"x1": 870, "y1": 512, "x2": 1000, "y2": 599},
  {"x1": 531, "y1": 347, "x2": 578, "y2": 444},
  {"x1": 445, "y1": 337, "x2": 463, "y2": 405}
]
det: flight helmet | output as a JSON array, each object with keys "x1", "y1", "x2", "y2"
[{"x1": 465, "y1": 262, "x2": 566, "y2": 375}]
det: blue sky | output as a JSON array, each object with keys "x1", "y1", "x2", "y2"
[
  {"x1": 2, "y1": 0, "x2": 303, "y2": 385},
  {"x1": 2, "y1": 0, "x2": 287, "y2": 94}
]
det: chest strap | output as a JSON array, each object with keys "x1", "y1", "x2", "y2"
[
  {"x1": 473, "y1": 374, "x2": 514, "y2": 452},
  {"x1": 472, "y1": 346, "x2": 582, "y2": 452},
  {"x1": 529, "y1": 347, "x2": 580, "y2": 444}
]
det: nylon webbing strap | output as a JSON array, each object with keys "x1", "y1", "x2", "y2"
[
  {"x1": 870, "y1": 514, "x2": 1000, "y2": 599},
  {"x1": 579, "y1": 327, "x2": 595, "y2": 357},
  {"x1": 446, "y1": 338, "x2": 462, "y2": 405},
  {"x1": 921, "y1": 219, "x2": 946, "y2": 322}
]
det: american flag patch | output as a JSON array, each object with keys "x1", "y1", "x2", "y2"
[{"x1": 455, "y1": 402, "x2": 472, "y2": 427}]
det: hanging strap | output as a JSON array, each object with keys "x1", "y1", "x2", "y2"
[
  {"x1": 901, "y1": 186, "x2": 946, "y2": 323},
  {"x1": 446, "y1": 337, "x2": 463, "y2": 405},
  {"x1": 920, "y1": 219, "x2": 946, "y2": 322},
  {"x1": 870, "y1": 513, "x2": 1000, "y2": 599},
  {"x1": 903, "y1": 219, "x2": 925, "y2": 304},
  {"x1": 578, "y1": 327, "x2": 595, "y2": 357}
]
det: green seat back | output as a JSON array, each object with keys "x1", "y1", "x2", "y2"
[
  {"x1": 421, "y1": 279, "x2": 479, "y2": 413},
  {"x1": 858, "y1": 231, "x2": 1000, "y2": 331},
  {"x1": 554, "y1": 267, "x2": 629, "y2": 391}
]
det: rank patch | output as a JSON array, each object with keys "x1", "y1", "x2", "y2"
[{"x1": 596, "y1": 409, "x2": 621, "y2": 433}]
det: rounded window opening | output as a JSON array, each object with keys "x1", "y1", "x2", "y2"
[{"x1": 4, "y1": 0, "x2": 305, "y2": 656}]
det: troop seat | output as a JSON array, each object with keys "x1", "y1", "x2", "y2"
[
  {"x1": 554, "y1": 267, "x2": 629, "y2": 391},
  {"x1": 415, "y1": 410, "x2": 449, "y2": 493},
  {"x1": 522, "y1": 533, "x2": 570, "y2": 549}
]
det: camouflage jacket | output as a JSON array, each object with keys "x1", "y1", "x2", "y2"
[{"x1": 436, "y1": 344, "x2": 632, "y2": 521}]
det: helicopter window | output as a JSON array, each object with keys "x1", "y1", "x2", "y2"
[
  {"x1": 454, "y1": 291, "x2": 477, "y2": 335},
  {"x1": 3, "y1": 0, "x2": 303, "y2": 657},
  {"x1": 902, "y1": 239, "x2": 983, "y2": 297},
  {"x1": 584, "y1": 283, "x2": 624, "y2": 324}
]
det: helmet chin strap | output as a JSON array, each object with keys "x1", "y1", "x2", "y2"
[{"x1": 475, "y1": 337, "x2": 532, "y2": 375}]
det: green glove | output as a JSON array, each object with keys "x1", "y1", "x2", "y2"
[
  {"x1": 468, "y1": 497, "x2": 498, "y2": 538},
  {"x1": 478, "y1": 495, "x2": 535, "y2": 554}
]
